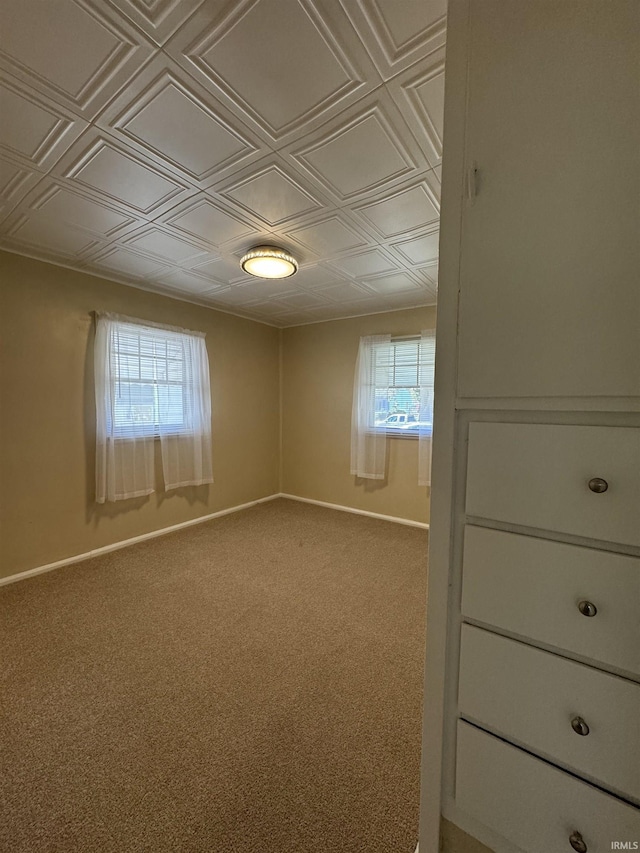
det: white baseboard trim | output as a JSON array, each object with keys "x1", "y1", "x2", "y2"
[
  {"x1": 278, "y1": 493, "x2": 429, "y2": 530},
  {"x1": 1, "y1": 492, "x2": 427, "y2": 588},
  {"x1": 0, "y1": 494, "x2": 281, "y2": 588}
]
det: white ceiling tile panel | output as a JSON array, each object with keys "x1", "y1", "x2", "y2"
[
  {"x1": 338, "y1": 0, "x2": 446, "y2": 79},
  {"x1": 205, "y1": 285, "x2": 267, "y2": 306},
  {"x1": 417, "y1": 262, "x2": 438, "y2": 291},
  {"x1": 4, "y1": 212, "x2": 99, "y2": 257},
  {"x1": 359, "y1": 296, "x2": 402, "y2": 312},
  {"x1": 166, "y1": 0, "x2": 381, "y2": 143},
  {"x1": 122, "y1": 225, "x2": 209, "y2": 263},
  {"x1": 274, "y1": 290, "x2": 332, "y2": 310},
  {"x1": 196, "y1": 0, "x2": 350, "y2": 134},
  {"x1": 226, "y1": 279, "x2": 301, "y2": 301},
  {"x1": 410, "y1": 71, "x2": 445, "y2": 163},
  {"x1": 100, "y1": 61, "x2": 262, "y2": 184},
  {"x1": 0, "y1": 160, "x2": 29, "y2": 199},
  {"x1": 0, "y1": 78, "x2": 87, "y2": 170},
  {"x1": 105, "y1": 0, "x2": 206, "y2": 46},
  {"x1": 391, "y1": 228, "x2": 440, "y2": 266},
  {"x1": 355, "y1": 178, "x2": 439, "y2": 238},
  {"x1": 59, "y1": 136, "x2": 190, "y2": 215},
  {"x1": 317, "y1": 281, "x2": 376, "y2": 302},
  {"x1": 411, "y1": 264, "x2": 438, "y2": 287},
  {"x1": 221, "y1": 163, "x2": 323, "y2": 227},
  {"x1": 27, "y1": 181, "x2": 134, "y2": 239},
  {"x1": 88, "y1": 244, "x2": 171, "y2": 278},
  {"x1": 289, "y1": 304, "x2": 351, "y2": 323},
  {"x1": 389, "y1": 51, "x2": 445, "y2": 167},
  {"x1": 317, "y1": 295, "x2": 385, "y2": 313},
  {"x1": 369, "y1": 0, "x2": 446, "y2": 55},
  {"x1": 409, "y1": 69, "x2": 445, "y2": 147},
  {"x1": 361, "y1": 271, "x2": 421, "y2": 295},
  {"x1": 288, "y1": 214, "x2": 367, "y2": 258},
  {"x1": 157, "y1": 268, "x2": 228, "y2": 294},
  {"x1": 382, "y1": 287, "x2": 436, "y2": 308},
  {"x1": 0, "y1": 1, "x2": 442, "y2": 326},
  {"x1": 0, "y1": 156, "x2": 43, "y2": 220},
  {"x1": 1, "y1": 0, "x2": 114, "y2": 97},
  {"x1": 425, "y1": 164, "x2": 441, "y2": 204},
  {"x1": 0, "y1": 165, "x2": 27, "y2": 212},
  {"x1": 326, "y1": 247, "x2": 398, "y2": 279},
  {"x1": 238, "y1": 299, "x2": 299, "y2": 318},
  {"x1": 119, "y1": 82, "x2": 250, "y2": 176},
  {"x1": 0, "y1": 0, "x2": 154, "y2": 118},
  {"x1": 165, "y1": 198, "x2": 255, "y2": 249},
  {"x1": 293, "y1": 103, "x2": 418, "y2": 201},
  {"x1": 189, "y1": 256, "x2": 252, "y2": 285},
  {"x1": 0, "y1": 85, "x2": 65, "y2": 163},
  {"x1": 291, "y1": 264, "x2": 342, "y2": 289}
]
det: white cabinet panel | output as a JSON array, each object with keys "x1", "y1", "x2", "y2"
[
  {"x1": 456, "y1": 721, "x2": 640, "y2": 853},
  {"x1": 465, "y1": 422, "x2": 640, "y2": 546},
  {"x1": 457, "y1": 0, "x2": 640, "y2": 399},
  {"x1": 461, "y1": 525, "x2": 640, "y2": 676},
  {"x1": 458, "y1": 625, "x2": 640, "y2": 801},
  {"x1": 420, "y1": 4, "x2": 640, "y2": 851}
]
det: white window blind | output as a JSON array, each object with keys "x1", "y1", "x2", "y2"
[
  {"x1": 350, "y1": 331, "x2": 435, "y2": 483},
  {"x1": 373, "y1": 335, "x2": 435, "y2": 435},
  {"x1": 95, "y1": 314, "x2": 213, "y2": 503},
  {"x1": 108, "y1": 322, "x2": 193, "y2": 437}
]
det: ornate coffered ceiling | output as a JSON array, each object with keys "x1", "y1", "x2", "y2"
[{"x1": 0, "y1": 0, "x2": 445, "y2": 327}]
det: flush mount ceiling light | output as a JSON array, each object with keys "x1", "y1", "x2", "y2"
[{"x1": 240, "y1": 245, "x2": 298, "y2": 279}]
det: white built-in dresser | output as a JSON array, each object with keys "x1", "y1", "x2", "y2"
[{"x1": 419, "y1": 2, "x2": 640, "y2": 852}]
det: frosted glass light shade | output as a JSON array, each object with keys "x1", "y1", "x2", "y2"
[{"x1": 240, "y1": 246, "x2": 298, "y2": 279}]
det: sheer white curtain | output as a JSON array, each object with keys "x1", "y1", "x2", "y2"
[
  {"x1": 95, "y1": 315, "x2": 155, "y2": 503},
  {"x1": 94, "y1": 314, "x2": 213, "y2": 503},
  {"x1": 418, "y1": 328, "x2": 436, "y2": 487},
  {"x1": 350, "y1": 334, "x2": 391, "y2": 480},
  {"x1": 158, "y1": 330, "x2": 213, "y2": 491}
]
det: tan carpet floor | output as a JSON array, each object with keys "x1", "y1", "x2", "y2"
[{"x1": 1, "y1": 498, "x2": 428, "y2": 853}]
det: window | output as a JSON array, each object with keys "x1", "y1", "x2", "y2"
[
  {"x1": 372, "y1": 335, "x2": 435, "y2": 436},
  {"x1": 107, "y1": 320, "x2": 194, "y2": 438},
  {"x1": 350, "y1": 331, "x2": 435, "y2": 483},
  {"x1": 94, "y1": 313, "x2": 213, "y2": 503}
]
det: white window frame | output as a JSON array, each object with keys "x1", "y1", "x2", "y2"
[
  {"x1": 106, "y1": 318, "x2": 198, "y2": 440},
  {"x1": 371, "y1": 335, "x2": 434, "y2": 439}
]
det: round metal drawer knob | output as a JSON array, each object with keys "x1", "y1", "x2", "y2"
[
  {"x1": 578, "y1": 600, "x2": 597, "y2": 617},
  {"x1": 588, "y1": 477, "x2": 608, "y2": 493},
  {"x1": 569, "y1": 830, "x2": 588, "y2": 853},
  {"x1": 571, "y1": 716, "x2": 590, "y2": 736}
]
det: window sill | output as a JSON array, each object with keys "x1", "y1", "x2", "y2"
[
  {"x1": 368, "y1": 429, "x2": 432, "y2": 440},
  {"x1": 109, "y1": 430, "x2": 194, "y2": 441}
]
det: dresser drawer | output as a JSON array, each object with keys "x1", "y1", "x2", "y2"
[
  {"x1": 456, "y1": 721, "x2": 640, "y2": 853},
  {"x1": 461, "y1": 525, "x2": 640, "y2": 676},
  {"x1": 458, "y1": 625, "x2": 640, "y2": 800},
  {"x1": 465, "y1": 423, "x2": 640, "y2": 546}
]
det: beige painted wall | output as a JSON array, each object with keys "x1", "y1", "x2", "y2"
[
  {"x1": 281, "y1": 307, "x2": 436, "y2": 524},
  {"x1": 0, "y1": 253, "x2": 435, "y2": 578},
  {"x1": 0, "y1": 251, "x2": 280, "y2": 579}
]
